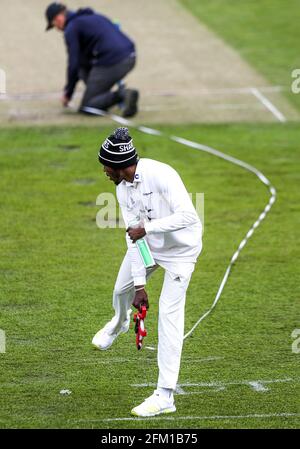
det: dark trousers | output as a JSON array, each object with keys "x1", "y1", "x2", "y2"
[{"x1": 79, "y1": 54, "x2": 136, "y2": 111}]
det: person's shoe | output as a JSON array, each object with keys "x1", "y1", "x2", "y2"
[
  {"x1": 92, "y1": 310, "x2": 132, "y2": 350},
  {"x1": 131, "y1": 390, "x2": 176, "y2": 417},
  {"x1": 122, "y1": 89, "x2": 139, "y2": 117}
]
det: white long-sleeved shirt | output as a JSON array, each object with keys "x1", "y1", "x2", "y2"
[{"x1": 116, "y1": 158, "x2": 202, "y2": 285}]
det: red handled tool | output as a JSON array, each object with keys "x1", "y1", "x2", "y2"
[{"x1": 133, "y1": 306, "x2": 147, "y2": 350}]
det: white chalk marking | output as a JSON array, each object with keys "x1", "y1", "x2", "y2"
[
  {"x1": 175, "y1": 385, "x2": 187, "y2": 395},
  {"x1": 59, "y1": 389, "x2": 72, "y2": 395},
  {"x1": 248, "y1": 381, "x2": 269, "y2": 392},
  {"x1": 80, "y1": 412, "x2": 300, "y2": 423},
  {"x1": 0, "y1": 85, "x2": 285, "y2": 102},
  {"x1": 186, "y1": 356, "x2": 224, "y2": 363},
  {"x1": 131, "y1": 378, "x2": 295, "y2": 395},
  {"x1": 143, "y1": 86, "x2": 285, "y2": 97},
  {"x1": 70, "y1": 355, "x2": 223, "y2": 364},
  {"x1": 209, "y1": 103, "x2": 263, "y2": 110},
  {"x1": 251, "y1": 87, "x2": 286, "y2": 122},
  {"x1": 139, "y1": 106, "x2": 180, "y2": 112}
]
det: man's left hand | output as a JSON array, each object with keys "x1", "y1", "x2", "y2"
[
  {"x1": 127, "y1": 227, "x2": 146, "y2": 243},
  {"x1": 61, "y1": 94, "x2": 70, "y2": 107}
]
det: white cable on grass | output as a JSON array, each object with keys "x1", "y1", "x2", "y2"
[
  {"x1": 83, "y1": 106, "x2": 277, "y2": 340},
  {"x1": 170, "y1": 137, "x2": 276, "y2": 339}
]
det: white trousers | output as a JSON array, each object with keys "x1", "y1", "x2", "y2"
[{"x1": 109, "y1": 251, "x2": 195, "y2": 390}]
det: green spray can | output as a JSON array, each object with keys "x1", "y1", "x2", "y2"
[{"x1": 129, "y1": 218, "x2": 155, "y2": 268}]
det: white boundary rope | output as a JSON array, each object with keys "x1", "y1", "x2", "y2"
[
  {"x1": 83, "y1": 106, "x2": 277, "y2": 340},
  {"x1": 169, "y1": 136, "x2": 277, "y2": 340}
]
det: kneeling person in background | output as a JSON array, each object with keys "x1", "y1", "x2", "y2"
[{"x1": 45, "y1": 3, "x2": 139, "y2": 117}]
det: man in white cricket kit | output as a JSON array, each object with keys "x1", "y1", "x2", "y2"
[{"x1": 93, "y1": 127, "x2": 202, "y2": 417}]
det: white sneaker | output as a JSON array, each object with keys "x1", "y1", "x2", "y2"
[
  {"x1": 92, "y1": 310, "x2": 132, "y2": 350},
  {"x1": 131, "y1": 390, "x2": 176, "y2": 417}
]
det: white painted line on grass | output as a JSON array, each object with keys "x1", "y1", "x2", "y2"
[
  {"x1": 2, "y1": 412, "x2": 298, "y2": 424},
  {"x1": 175, "y1": 385, "x2": 187, "y2": 395},
  {"x1": 209, "y1": 103, "x2": 263, "y2": 110},
  {"x1": 81, "y1": 355, "x2": 223, "y2": 365},
  {"x1": 147, "y1": 86, "x2": 284, "y2": 96},
  {"x1": 131, "y1": 378, "x2": 295, "y2": 395},
  {"x1": 0, "y1": 85, "x2": 285, "y2": 102},
  {"x1": 248, "y1": 381, "x2": 269, "y2": 392},
  {"x1": 251, "y1": 87, "x2": 287, "y2": 122},
  {"x1": 185, "y1": 356, "x2": 224, "y2": 363},
  {"x1": 83, "y1": 412, "x2": 300, "y2": 423}
]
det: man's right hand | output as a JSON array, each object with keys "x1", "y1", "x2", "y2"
[{"x1": 133, "y1": 287, "x2": 149, "y2": 311}]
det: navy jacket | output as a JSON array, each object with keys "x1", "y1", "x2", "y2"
[{"x1": 64, "y1": 8, "x2": 135, "y2": 99}]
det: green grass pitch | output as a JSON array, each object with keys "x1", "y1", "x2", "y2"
[
  {"x1": 0, "y1": 123, "x2": 299, "y2": 428},
  {"x1": 180, "y1": 0, "x2": 300, "y2": 112}
]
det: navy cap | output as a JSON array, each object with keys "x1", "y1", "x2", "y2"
[{"x1": 45, "y1": 2, "x2": 66, "y2": 31}]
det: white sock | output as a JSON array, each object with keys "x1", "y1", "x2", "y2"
[{"x1": 157, "y1": 387, "x2": 174, "y2": 400}]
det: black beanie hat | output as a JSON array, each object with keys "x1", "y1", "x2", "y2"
[{"x1": 98, "y1": 127, "x2": 138, "y2": 169}]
